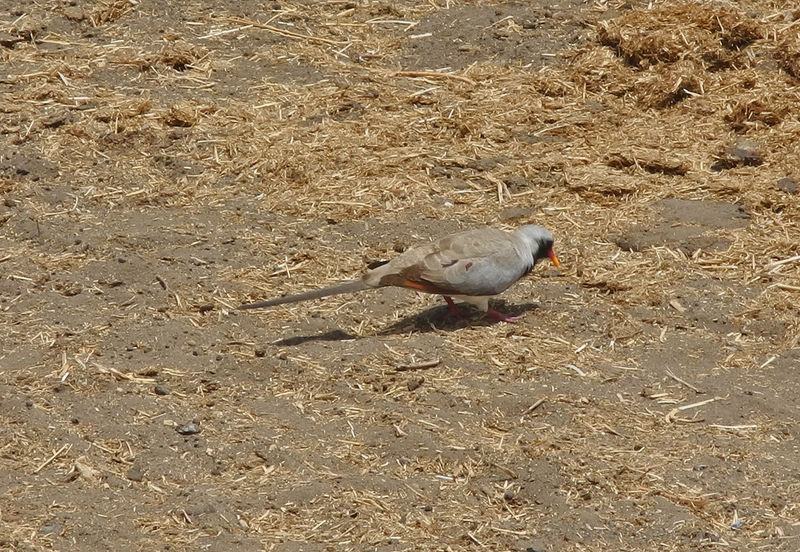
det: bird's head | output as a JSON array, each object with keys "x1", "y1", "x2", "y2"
[{"x1": 514, "y1": 225, "x2": 560, "y2": 268}]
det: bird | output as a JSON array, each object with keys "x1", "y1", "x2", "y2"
[{"x1": 239, "y1": 224, "x2": 560, "y2": 323}]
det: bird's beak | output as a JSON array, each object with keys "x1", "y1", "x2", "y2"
[{"x1": 548, "y1": 249, "x2": 560, "y2": 268}]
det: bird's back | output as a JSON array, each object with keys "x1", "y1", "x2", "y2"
[{"x1": 364, "y1": 227, "x2": 531, "y2": 296}]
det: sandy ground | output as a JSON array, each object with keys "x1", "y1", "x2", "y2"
[{"x1": 1, "y1": 1, "x2": 799, "y2": 551}]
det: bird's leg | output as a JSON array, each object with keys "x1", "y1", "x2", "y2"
[
  {"x1": 485, "y1": 308, "x2": 522, "y2": 323},
  {"x1": 462, "y1": 295, "x2": 521, "y2": 323},
  {"x1": 442, "y1": 296, "x2": 467, "y2": 318}
]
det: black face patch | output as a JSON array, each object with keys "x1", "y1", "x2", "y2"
[{"x1": 536, "y1": 239, "x2": 554, "y2": 261}]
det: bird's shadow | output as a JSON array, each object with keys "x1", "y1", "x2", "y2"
[
  {"x1": 268, "y1": 301, "x2": 540, "y2": 346},
  {"x1": 378, "y1": 300, "x2": 540, "y2": 336}
]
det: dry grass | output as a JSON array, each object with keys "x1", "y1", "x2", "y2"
[{"x1": 1, "y1": 1, "x2": 799, "y2": 551}]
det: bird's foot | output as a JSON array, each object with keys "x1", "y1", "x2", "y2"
[{"x1": 486, "y1": 308, "x2": 522, "y2": 323}]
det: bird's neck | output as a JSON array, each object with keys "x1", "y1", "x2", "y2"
[{"x1": 511, "y1": 234, "x2": 537, "y2": 272}]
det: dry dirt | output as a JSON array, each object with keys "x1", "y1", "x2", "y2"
[{"x1": 1, "y1": 1, "x2": 799, "y2": 551}]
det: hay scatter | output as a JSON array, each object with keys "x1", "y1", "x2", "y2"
[
  {"x1": 1, "y1": 0, "x2": 800, "y2": 550},
  {"x1": 90, "y1": 0, "x2": 137, "y2": 27},
  {"x1": 597, "y1": 3, "x2": 763, "y2": 69},
  {"x1": 775, "y1": 28, "x2": 800, "y2": 79}
]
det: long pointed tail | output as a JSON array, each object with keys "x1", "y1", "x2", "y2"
[{"x1": 238, "y1": 279, "x2": 369, "y2": 310}]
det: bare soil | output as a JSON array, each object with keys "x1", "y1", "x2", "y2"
[{"x1": 1, "y1": 1, "x2": 799, "y2": 551}]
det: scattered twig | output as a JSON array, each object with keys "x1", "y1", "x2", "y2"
[
  {"x1": 666, "y1": 396, "x2": 723, "y2": 423},
  {"x1": 668, "y1": 298, "x2": 687, "y2": 313},
  {"x1": 396, "y1": 70, "x2": 477, "y2": 85},
  {"x1": 147, "y1": 481, "x2": 166, "y2": 494},
  {"x1": 565, "y1": 364, "x2": 586, "y2": 377},
  {"x1": 466, "y1": 532, "x2": 487, "y2": 548},
  {"x1": 33, "y1": 444, "x2": 71, "y2": 474},
  {"x1": 94, "y1": 362, "x2": 157, "y2": 383},
  {"x1": 224, "y1": 17, "x2": 348, "y2": 46},
  {"x1": 665, "y1": 369, "x2": 705, "y2": 394},
  {"x1": 198, "y1": 24, "x2": 253, "y2": 40},
  {"x1": 659, "y1": 491, "x2": 711, "y2": 511},
  {"x1": 759, "y1": 355, "x2": 777, "y2": 369},
  {"x1": 602, "y1": 424, "x2": 625, "y2": 437},
  {"x1": 768, "y1": 283, "x2": 800, "y2": 292},
  {"x1": 403, "y1": 483, "x2": 425, "y2": 499},
  {"x1": 764, "y1": 254, "x2": 800, "y2": 272},
  {"x1": 521, "y1": 398, "x2": 545, "y2": 416},
  {"x1": 709, "y1": 424, "x2": 758, "y2": 431},
  {"x1": 486, "y1": 174, "x2": 512, "y2": 204},
  {"x1": 490, "y1": 462, "x2": 518, "y2": 479},
  {"x1": 396, "y1": 358, "x2": 440, "y2": 371},
  {"x1": 155, "y1": 275, "x2": 169, "y2": 290}
]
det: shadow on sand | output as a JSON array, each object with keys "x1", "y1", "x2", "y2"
[{"x1": 269, "y1": 301, "x2": 540, "y2": 346}]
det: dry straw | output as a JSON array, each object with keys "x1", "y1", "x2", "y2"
[{"x1": 1, "y1": 0, "x2": 799, "y2": 550}]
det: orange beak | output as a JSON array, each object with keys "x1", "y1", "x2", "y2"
[{"x1": 548, "y1": 249, "x2": 560, "y2": 268}]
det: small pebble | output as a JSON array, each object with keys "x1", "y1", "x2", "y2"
[
  {"x1": 777, "y1": 177, "x2": 797, "y2": 194},
  {"x1": 126, "y1": 464, "x2": 146, "y2": 482},
  {"x1": 713, "y1": 137, "x2": 764, "y2": 171},
  {"x1": 407, "y1": 377, "x2": 424, "y2": 392},
  {"x1": 0, "y1": 32, "x2": 25, "y2": 48},
  {"x1": 176, "y1": 423, "x2": 200, "y2": 435},
  {"x1": 154, "y1": 384, "x2": 170, "y2": 396},
  {"x1": 729, "y1": 138, "x2": 762, "y2": 165},
  {"x1": 254, "y1": 348, "x2": 267, "y2": 358},
  {"x1": 499, "y1": 206, "x2": 534, "y2": 221},
  {"x1": 40, "y1": 524, "x2": 62, "y2": 535},
  {"x1": 62, "y1": 6, "x2": 85, "y2": 20},
  {"x1": 465, "y1": 158, "x2": 498, "y2": 171}
]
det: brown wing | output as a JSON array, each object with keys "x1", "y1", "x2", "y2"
[{"x1": 364, "y1": 228, "x2": 530, "y2": 296}]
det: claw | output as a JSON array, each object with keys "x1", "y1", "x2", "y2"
[
  {"x1": 444, "y1": 297, "x2": 521, "y2": 323},
  {"x1": 486, "y1": 308, "x2": 522, "y2": 323}
]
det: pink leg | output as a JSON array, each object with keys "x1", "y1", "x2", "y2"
[
  {"x1": 442, "y1": 296, "x2": 467, "y2": 318},
  {"x1": 486, "y1": 308, "x2": 522, "y2": 323}
]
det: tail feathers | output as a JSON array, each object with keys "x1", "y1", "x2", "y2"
[{"x1": 238, "y1": 279, "x2": 369, "y2": 310}]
